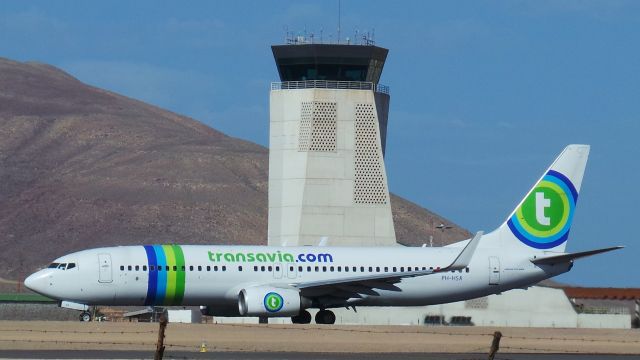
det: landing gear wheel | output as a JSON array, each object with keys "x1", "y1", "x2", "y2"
[
  {"x1": 315, "y1": 309, "x2": 336, "y2": 325},
  {"x1": 291, "y1": 310, "x2": 312, "y2": 324},
  {"x1": 79, "y1": 311, "x2": 92, "y2": 322}
]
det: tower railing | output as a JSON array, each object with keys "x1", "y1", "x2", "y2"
[{"x1": 271, "y1": 81, "x2": 389, "y2": 95}]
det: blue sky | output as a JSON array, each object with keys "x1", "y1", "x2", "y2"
[{"x1": 1, "y1": 1, "x2": 638, "y2": 287}]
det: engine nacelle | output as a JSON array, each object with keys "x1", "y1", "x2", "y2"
[{"x1": 238, "y1": 286, "x2": 301, "y2": 317}]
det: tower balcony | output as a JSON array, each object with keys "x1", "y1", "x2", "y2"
[{"x1": 271, "y1": 80, "x2": 389, "y2": 95}]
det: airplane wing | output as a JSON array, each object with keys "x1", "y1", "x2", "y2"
[
  {"x1": 531, "y1": 246, "x2": 623, "y2": 265},
  {"x1": 290, "y1": 232, "x2": 483, "y2": 304}
]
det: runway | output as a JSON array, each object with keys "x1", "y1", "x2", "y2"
[{"x1": 1, "y1": 351, "x2": 640, "y2": 360}]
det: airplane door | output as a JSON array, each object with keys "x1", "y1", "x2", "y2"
[
  {"x1": 286, "y1": 263, "x2": 297, "y2": 279},
  {"x1": 98, "y1": 253, "x2": 113, "y2": 283},
  {"x1": 273, "y1": 263, "x2": 283, "y2": 279},
  {"x1": 489, "y1": 256, "x2": 500, "y2": 285}
]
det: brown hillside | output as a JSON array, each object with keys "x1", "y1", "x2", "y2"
[{"x1": 0, "y1": 58, "x2": 470, "y2": 280}]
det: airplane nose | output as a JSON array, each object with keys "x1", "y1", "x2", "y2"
[{"x1": 24, "y1": 271, "x2": 50, "y2": 295}]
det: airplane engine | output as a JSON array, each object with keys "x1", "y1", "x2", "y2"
[{"x1": 238, "y1": 286, "x2": 301, "y2": 317}]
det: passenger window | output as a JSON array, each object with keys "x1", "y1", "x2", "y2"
[
  {"x1": 181, "y1": 265, "x2": 185, "y2": 271},
  {"x1": 368, "y1": 267, "x2": 373, "y2": 272},
  {"x1": 222, "y1": 266, "x2": 226, "y2": 271},
  {"x1": 422, "y1": 267, "x2": 426, "y2": 271},
  {"x1": 120, "y1": 265, "x2": 125, "y2": 271},
  {"x1": 238, "y1": 266, "x2": 243, "y2": 271},
  {"x1": 172, "y1": 266, "x2": 177, "y2": 271},
  {"x1": 275, "y1": 266, "x2": 280, "y2": 271},
  {"x1": 352, "y1": 267, "x2": 357, "y2": 272},
  {"x1": 189, "y1": 266, "x2": 193, "y2": 271},
  {"x1": 289, "y1": 266, "x2": 294, "y2": 272},
  {"x1": 376, "y1": 267, "x2": 380, "y2": 272},
  {"x1": 400, "y1": 267, "x2": 404, "y2": 272},
  {"x1": 268, "y1": 266, "x2": 273, "y2": 272},
  {"x1": 198, "y1": 266, "x2": 202, "y2": 271},
  {"x1": 315, "y1": 266, "x2": 319, "y2": 272},
  {"x1": 429, "y1": 267, "x2": 433, "y2": 270},
  {"x1": 254, "y1": 266, "x2": 258, "y2": 271},
  {"x1": 157, "y1": 266, "x2": 162, "y2": 272},
  {"x1": 128, "y1": 265, "x2": 132, "y2": 271},
  {"x1": 298, "y1": 266, "x2": 303, "y2": 272},
  {"x1": 135, "y1": 265, "x2": 139, "y2": 271},
  {"x1": 143, "y1": 265, "x2": 147, "y2": 271},
  {"x1": 214, "y1": 266, "x2": 218, "y2": 271},
  {"x1": 206, "y1": 266, "x2": 211, "y2": 271},
  {"x1": 344, "y1": 267, "x2": 349, "y2": 272},
  {"x1": 384, "y1": 267, "x2": 388, "y2": 272},
  {"x1": 260, "y1": 266, "x2": 265, "y2": 272},
  {"x1": 165, "y1": 266, "x2": 169, "y2": 271},
  {"x1": 360, "y1": 266, "x2": 365, "y2": 272},
  {"x1": 307, "y1": 266, "x2": 311, "y2": 272},
  {"x1": 150, "y1": 265, "x2": 155, "y2": 271},
  {"x1": 322, "y1": 266, "x2": 327, "y2": 272},
  {"x1": 465, "y1": 267, "x2": 470, "y2": 273},
  {"x1": 67, "y1": 263, "x2": 76, "y2": 270},
  {"x1": 393, "y1": 267, "x2": 397, "y2": 272},
  {"x1": 330, "y1": 266, "x2": 334, "y2": 272}
]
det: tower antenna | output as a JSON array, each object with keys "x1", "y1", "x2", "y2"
[{"x1": 337, "y1": 0, "x2": 341, "y2": 44}]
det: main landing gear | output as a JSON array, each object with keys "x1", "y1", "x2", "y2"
[
  {"x1": 291, "y1": 310, "x2": 312, "y2": 324},
  {"x1": 314, "y1": 309, "x2": 336, "y2": 325},
  {"x1": 291, "y1": 309, "x2": 336, "y2": 324}
]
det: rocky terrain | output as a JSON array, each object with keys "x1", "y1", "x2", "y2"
[{"x1": 0, "y1": 58, "x2": 470, "y2": 282}]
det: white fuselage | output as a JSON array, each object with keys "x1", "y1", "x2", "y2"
[{"x1": 25, "y1": 244, "x2": 569, "y2": 310}]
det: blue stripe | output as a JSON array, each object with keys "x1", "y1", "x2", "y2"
[
  {"x1": 143, "y1": 246, "x2": 157, "y2": 306},
  {"x1": 547, "y1": 170, "x2": 578, "y2": 202},
  {"x1": 153, "y1": 245, "x2": 167, "y2": 305}
]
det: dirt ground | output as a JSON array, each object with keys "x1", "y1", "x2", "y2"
[{"x1": 0, "y1": 321, "x2": 638, "y2": 355}]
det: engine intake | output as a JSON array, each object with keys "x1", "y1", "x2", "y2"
[{"x1": 238, "y1": 286, "x2": 301, "y2": 317}]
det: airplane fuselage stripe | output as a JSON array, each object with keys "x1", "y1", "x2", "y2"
[
  {"x1": 143, "y1": 245, "x2": 157, "y2": 306},
  {"x1": 162, "y1": 245, "x2": 177, "y2": 305},
  {"x1": 153, "y1": 245, "x2": 167, "y2": 305},
  {"x1": 173, "y1": 245, "x2": 186, "y2": 305}
]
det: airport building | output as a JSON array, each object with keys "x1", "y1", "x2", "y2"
[{"x1": 268, "y1": 40, "x2": 396, "y2": 246}]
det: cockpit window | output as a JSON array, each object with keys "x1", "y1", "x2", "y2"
[{"x1": 48, "y1": 262, "x2": 76, "y2": 270}]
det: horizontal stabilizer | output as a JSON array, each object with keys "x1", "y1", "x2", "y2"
[{"x1": 531, "y1": 246, "x2": 623, "y2": 265}]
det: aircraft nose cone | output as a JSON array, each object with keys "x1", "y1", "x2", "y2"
[{"x1": 24, "y1": 271, "x2": 50, "y2": 295}]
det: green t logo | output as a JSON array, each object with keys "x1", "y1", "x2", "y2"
[
  {"x1": 264, "y1": 292, "x2": 283, "y2": 312},
  {"x1": 535, "y1": 192, "x2": 551, "y2": 226}
]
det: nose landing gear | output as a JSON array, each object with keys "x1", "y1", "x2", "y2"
[{"x1": 79, "y1": 311, "x2": 92, "y2": 322}]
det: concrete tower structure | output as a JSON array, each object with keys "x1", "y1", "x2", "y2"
[{"x1": 268, "y1": 43, "x2": 396, "y2": 246}]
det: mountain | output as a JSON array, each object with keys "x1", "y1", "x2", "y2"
[{"x1": 0, "y1": 58, "x2": 471, "y2": 283}]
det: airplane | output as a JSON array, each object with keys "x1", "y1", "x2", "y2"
[{"x1": 24, "y1": 144, "x2": 622, "y2": 324}]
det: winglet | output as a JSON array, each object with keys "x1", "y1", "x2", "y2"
[{"x1": 446, "y1": 231, "x2": 483, "y2": 271}]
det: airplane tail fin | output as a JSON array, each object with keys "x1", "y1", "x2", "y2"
[{"x1": 486, "y1": 145, "x2": 590, "y2": 253}]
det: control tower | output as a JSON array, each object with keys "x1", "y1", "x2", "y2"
[{"x1": 268, "y1": 41, "x2": 396, "y2": 247}]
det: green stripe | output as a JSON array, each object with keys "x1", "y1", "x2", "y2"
[
  {"x1": 173, "y1": 245, "x2": 186, "y2": 305},
  {"x1": 162, "y1": 244, "x2": 177, "y2": 305}
]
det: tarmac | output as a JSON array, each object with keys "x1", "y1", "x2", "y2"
[
  {"x1": 0, "y1": 350, "x2": 639, "y2": 359},
  {"x1": 0, "y1": 321, "x2": 638, "y2": 359}
]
